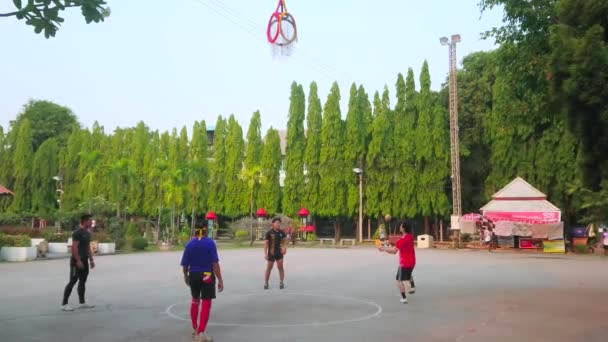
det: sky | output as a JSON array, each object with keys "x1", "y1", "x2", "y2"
[{"x1": 0, "y1": 0, "x2": 504, "y2": 135}]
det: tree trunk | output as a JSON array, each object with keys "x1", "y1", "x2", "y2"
[
  {"x1": 424, "y1": 216, "x2": 430, "y2": 235},
  {"x1": 433, "y1": 217, "x2": 439, "y2": 240}
]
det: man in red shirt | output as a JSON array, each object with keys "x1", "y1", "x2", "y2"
[{"x1": 378, "y1": 221, "x2": 416, "y2": 303}]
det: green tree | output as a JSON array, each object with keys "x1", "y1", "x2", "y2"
[
  {"x1": 393, "y1": 70, "x2": 418, "y2": 218},
  {"x1": 365, "y1": 89, "x2": 393, "y2": 219},
  {"x1": 259, "y1": 128, "x2": 282, "y2": 216},
  {"x1": 59, "y1": 128, "x2": 83, "y2": 210},
  {"x1": 1, "y1": 0, "x2": 110, "y2": 38},
  {"x1": 8, "y1": 100, "x2": 79, "y2": 151},
  {"x1": 344, "y1": 83, "x2": 368, "y2": 217},
  {"x1": 31, "y1": 138, "x2": 60, "y2": 216},
  {"x1": 188, "y1": 120, "x2": 210, "y2": 226},
  {"x1": 223, "y1": 115, "x2": 246, "y2": 217},
  {"x1": 127, "y1": 122, "x2": 150, "y2": 215},
  {"x1": 9, "y1": 119, "x2": 34, "y2": 212},
  {"x1": 548, "y1": 0, "x2": 608, "y2": 189},
  {"x1": 208, "y1": 117, "x2": 227, "y2": 213},
  {"x1": 318, "y1": 82, "x2": 347, "y2": 238},
  {"x1": 444, "y1": 51, "x2": 496, "y2": 213},
  {"x1": 245, "y1": 111, "x2": 263, "y2": 206},
  {"x1": 303, "y1": 82, "x2": 323, "y2": 216},
  {"x1": 282, "y1": 82, "x2": 307, "y2": 217}
]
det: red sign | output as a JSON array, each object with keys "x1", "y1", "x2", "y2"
[
  {"x1": 483, "y1": 211, "x2": 560, "y2": 224},
  {"x1": 519, "y1": 238, "x2": 536, "y2": 249}
]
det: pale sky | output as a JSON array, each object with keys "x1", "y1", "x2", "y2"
[{"x1": 0, "y1": 0, "x2": 503, "y2": 134}]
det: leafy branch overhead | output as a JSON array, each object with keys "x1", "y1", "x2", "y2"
[{"x1": 1, "y1": 0, "x2": 110, "y2": 38}]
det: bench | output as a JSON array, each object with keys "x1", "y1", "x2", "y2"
[
  {"x1": 318, "y1": 238, "x2": 335, "y2": 245},
  {"x1": 340, "y1": 238, "x2": 356, "y2": 246}
]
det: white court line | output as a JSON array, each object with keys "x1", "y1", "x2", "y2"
[{"x1": 165, "y1": 292, "x2": 383, "y2": 328}]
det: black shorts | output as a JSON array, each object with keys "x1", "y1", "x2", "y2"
[
  {"x1": 189, "y1": 271, "x2": 216, "y2": 300},
  {"x1": 267, "y1": 254, "x2": 283, "y2": 262},
  {"x1": 396, "y1": 267, "x2": 413, "y2": 281},
  {"x1": 604, "y1": 245, "x2": 608, "y2": 250}
]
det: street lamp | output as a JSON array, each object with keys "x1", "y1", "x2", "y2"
[
  {"x1": 53, "y1": 175, "x2": 64, "y2": 230},
  {"x1": 353, "y1": 168, "x2": 363, "y2": 243},
  {"x1": 440, "y1": 34, "x2": 463, "y2": 242}
]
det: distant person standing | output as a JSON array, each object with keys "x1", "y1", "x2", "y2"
[
  {"x1": 264, "y1": 217, "x2": 287, "y2": 289},
  {"x1": 61, "y1": 214, "x2": 96, "y2": 311},
  {"x1": 378, "y1": 221, "x2": 416, "y2": 304}
]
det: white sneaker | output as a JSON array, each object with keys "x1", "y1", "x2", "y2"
[
  {"x1": 408, "y1": 287, "x2": 416, "y2": 294},
  {"x1": 79, "y1": 303, "x2": 95, "y2": 309},
  {"x1": 399, "y1": 298, "x2": 408, "y2": 304},
  {"x1": 195, "y1": 333, "x2": 213, "y2": 342},
  {"x1": 61, "y1": 304, "x2": 74, "y2": 311}
]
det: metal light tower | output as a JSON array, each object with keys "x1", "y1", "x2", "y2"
[{"x1": 440, "y1": 34, "x2": 462, "y2": 226}]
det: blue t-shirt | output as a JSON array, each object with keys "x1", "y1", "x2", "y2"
[{"x1": 180, "y1": 237, "x2": 219, "y2": 273}]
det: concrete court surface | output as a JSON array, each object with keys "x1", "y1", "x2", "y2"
[{"x1": 1, "y1": 247, "x2": 607, "y2": 342}]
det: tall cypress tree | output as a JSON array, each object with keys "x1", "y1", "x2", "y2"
[
  {"x1": 188, "y1": 120, "x2": 210, "y2": 222},
  {"x1": 393, "y1": 70, "x2": 418, "y2": 218},
  {"x1": 223, "y1": 115, "x2": 246, "y2": 217},
  {"x1": 259, "y1": 128, "x2": 282, "y2": 216},
  {"x1": 282, "y1": 82, "x2": 306, "y2": 216},
  {"x1": 245, "y1": 111, "x2": 263, "y2": 170},
  {"x1": 0, "y1": 126, "x2": 8, "y2": 210},
  {"x1": 365, "y1": 89, "x2": 392, "y2": 219},
  {"x1": 9, "y1": 119, "x2": 34, "y2": 212},
  {"x1": 245, "y1": 111, "x2": 264, "y2": 210},
  {"x1": 31, "y1": 138, "x2": 60, "y2": 216},
  {"x1": 415, "y1": 61, "x2": 436, "y2": 233},
  {"x1": 59, "y1": 127, "x2": 83, "y2": 211},
  {"x1": 303, "y1": 82, "x2": 323, "y2": 216},
  {"x1": 345, "y1": 83, "x2": 368, "y2": 217},
  {"x1": 319, "y1": 82, "x2": 347, "y2": 237},
  {"x1": 208, "y1": 117, "x2": 227, "y2": 213}
]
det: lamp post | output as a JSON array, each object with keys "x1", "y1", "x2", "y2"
[
  {"x1": 353, "y1": 168, "x2": 363, "y2": 243},
  {"x1": 440, "y1": 34, "x2": 462, "y2": 243},
  {"x1": 53, "y1": 175, "x2": 64, "y2": 230}
]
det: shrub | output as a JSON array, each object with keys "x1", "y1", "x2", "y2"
[
  {"x1": 125, "y1": 222, "x2": 141, "y2": 240},
  {"x1": 574, "y1": 244, "x2": 588, "y2": 254},
  {"x1": 461, "y1": 233, "x2": 472, "y2": 243},
  {"x1": 0, "y1": 232, "x2": 5, "y2": 248},
  {"x1": 132, "y1": 237, "x2": 149, "y2": 250},
  {"x1": 235, "y1": 229, "x2": 249, "y2": 239},
  {"x1": 93, "y1": 232, "x2": 113, "y2": 243},
  {"x1": 306, "y1": 233, "x2": 317, "y2": 241},
  {"x1": 179, "y1": 229, "x2": 192, "y2": 245},
  {"x1": 43, "y1": 231, "x2": 71, "y2": 243},
  {"x1": 0, "y1": 234, "x2": 32, "y2": 247}
]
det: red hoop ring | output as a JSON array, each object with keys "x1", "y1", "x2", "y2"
[{"x1": 266, "y1": 12, "x2": 281, "y2": 43}]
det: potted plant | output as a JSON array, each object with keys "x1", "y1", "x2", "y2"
[
  {"x1": 0, "y1": 234, "x2": 36, "y2": 262},
  {"x1": 95, "y1": 232, "x2": 116, "y2": 254},
  {"x1": 44, "y1": 231, "x2": 71, "y2": 253}
]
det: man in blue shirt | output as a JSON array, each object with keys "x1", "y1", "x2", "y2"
[{"x1": 181, "y1": 223, "x2": 224, "y2": 342}]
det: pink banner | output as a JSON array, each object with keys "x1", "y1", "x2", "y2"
[{"x1": 483, "y1": 211, "x2": 560, "y2": 224}]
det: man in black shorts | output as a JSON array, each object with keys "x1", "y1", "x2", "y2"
[
  {"x1": 264, "y1": 217, "x2": 287, "y2": 289},
  {"x1": 181, "y1": 223, "x2": 224, "y2": 341},
  {"x1": 61, "y1": 214, "x2": 96, "y2": 311}
]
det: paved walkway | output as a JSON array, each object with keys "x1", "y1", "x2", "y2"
[{"x1": 1, "y1": 248, "x2": 607, "y2": 341}]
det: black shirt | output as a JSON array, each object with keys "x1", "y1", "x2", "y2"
[
  {"x1": 71, "y1": 228, "x2": 91, "y2": 262},
  {"x1": 265, "y1": 229, "x2": 286, "y2": 257}
]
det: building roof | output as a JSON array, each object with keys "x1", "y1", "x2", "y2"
[
  {"x1": 490, "y1": 177, "x2": 547, "y2": 199},
  {"x1": 480, "y1": 177, "x2": 560, "y2": 212},
  {"x1": 0, "y1": 184, "x2": 14, "y2": 195}
]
